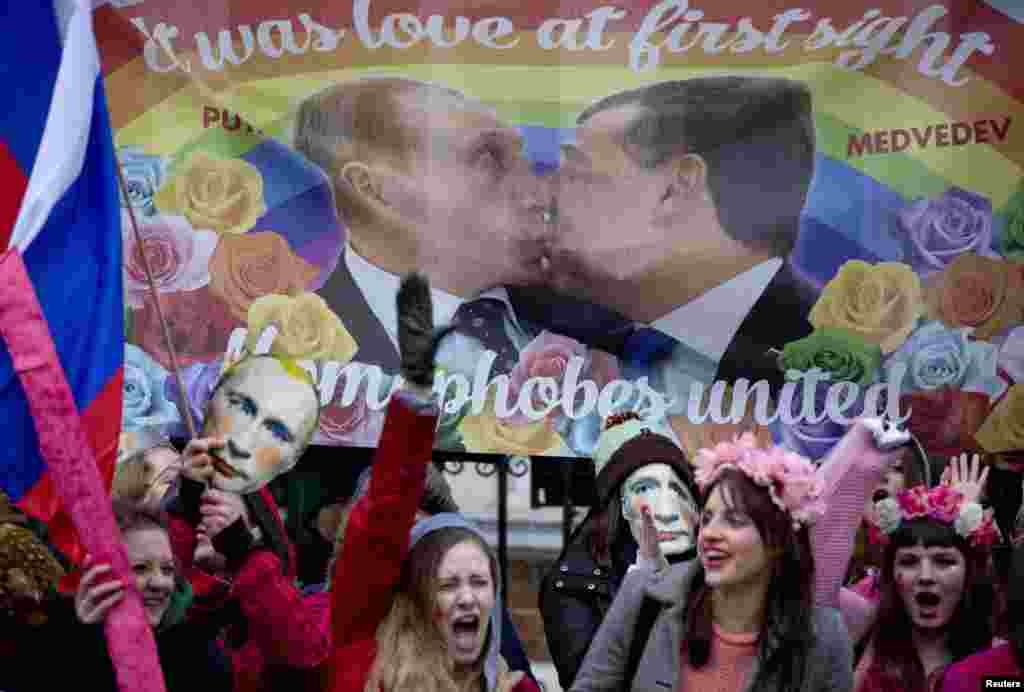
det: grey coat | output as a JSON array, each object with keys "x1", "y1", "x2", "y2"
[{"x1": 570, "y1": 561, "x2": 853, "y2": 692}]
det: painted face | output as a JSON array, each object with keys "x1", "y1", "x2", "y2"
[
  {"x1": 698, "y1": 484, "x2": 772, "y2": 591},
  {"x1": 380, "y1": 97, "x2": 553, "y2": 297},
  {"x1": 123, "y1": 527, "x2": 176, "y2": 627},
  {"x1": 433, "y1": 541, "x2": 496, "y2": 668},
  {"x1": 202, "y1": 358, "x2": 318, "y2": 494},
  {"x1": 893, "y1": 543, "x2": 967, "y2": 630},
  {"x1": 621, "y1": 463, "x2": 698, "y2": 555}
]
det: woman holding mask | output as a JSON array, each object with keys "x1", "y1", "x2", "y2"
[{"x1": 570, "y1": 434, "x2": 853, "y2": 692}]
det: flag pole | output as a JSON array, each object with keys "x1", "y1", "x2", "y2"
[{"x1": 114, "y1": 162, "x2": 198, "y2": 440}]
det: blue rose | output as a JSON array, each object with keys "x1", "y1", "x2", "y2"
[
  {"x1": 123, "y1": 344, "x2": 180, "y2": 432},
  {"x1": 897, "y1": 187, "x2": 996, "y2": 277},
  {"x1": 884, "y1": 321, "x2": 1004, "y2": 398},
  {"x1": 163, "y1": 358, "x2": 223, "y2": 435},
  {"x1": 117, "y1": 146, "x2": 167, "y2": 217}
]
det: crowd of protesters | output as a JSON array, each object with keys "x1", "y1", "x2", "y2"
[{"x1": 1, "y1": 275, "x2": 1022, "y2": 692}]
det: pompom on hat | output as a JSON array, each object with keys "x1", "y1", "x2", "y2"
[{"x1": 592, "y1": 412, "x2": 697, "y2": 506}]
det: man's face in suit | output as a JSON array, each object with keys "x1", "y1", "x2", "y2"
[
  {"x1": 548, "y1": 103, "x2": 766, "y2": 323},
  {"x1": 344, "y1": 90, "x2": 553, "y2": 298}
]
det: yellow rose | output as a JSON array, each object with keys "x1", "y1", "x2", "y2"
[
  {"x1": 246, "y1": 292, "x2": 357, "y2": 363},
  {"x1": 156, "y1": 151, "x2": 266, "y2": 235},
  {"x1": 975, "y1": 384, "x2": 1024, "y2": 454},
  {"x1": 808, "y1": 260, "x2": 923, "y2": 354},
  {"x1": 459, "y1": 391, "x2": 565, "y2": 456}
]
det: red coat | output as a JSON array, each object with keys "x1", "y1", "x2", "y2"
[
  {"x1": 326, "y1": 396, "x2": 538, "y2": 692},
  {"x1": 168, "y1": 483, "x2": 330, "y2": 692}
]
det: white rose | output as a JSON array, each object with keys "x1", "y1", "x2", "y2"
[
  {"x1": 954, "y1": 502, "x2": 984, "y2": 537},
  {"x1": 875, "y1": 498, "x2": 902, "y2": 534}
]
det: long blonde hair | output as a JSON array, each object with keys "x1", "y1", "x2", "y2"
[{"x1": 364, "y1": 527, "x2": 500, "y2": 692}]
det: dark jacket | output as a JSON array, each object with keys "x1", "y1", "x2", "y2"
[
  {"x1": 1, "y1": 588, "x2": 232, "y2": 692},
  {"x1": 539, "y1": 533, "x2": 622, "y2": 691}
]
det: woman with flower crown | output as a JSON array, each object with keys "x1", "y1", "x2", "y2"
[
  {"x1": 852, "y1": 456, "x2": 1001, "y2": 692},
  {"x1": 569, "y1": 435, "x2": 853, "y2": 692}
]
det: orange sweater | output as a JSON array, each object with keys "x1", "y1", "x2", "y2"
[{"x1": 678, "y1": 624, "x2": 759, "y2": 692}]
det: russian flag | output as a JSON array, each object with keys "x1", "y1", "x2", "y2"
[
  {"x1": 0, "y1": 0, "x2": 123, "y2": 567},
  {"x1": 0, "y1": 2, "x2": 165, "y2": 690}
]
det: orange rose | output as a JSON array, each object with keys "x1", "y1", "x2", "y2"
[
  {"x1": 924, "y1": 254, "x2": 1024, "y2": 340},
  {"x1": 208, "y1": 231, "x2": 319, "y2": 321}
]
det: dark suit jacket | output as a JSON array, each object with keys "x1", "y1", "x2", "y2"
[
  {"x1": 317, "y1": 253, "x2": 814, "y2": 395},
  {"x1": 315, "y1": 252, "x2": 400, "y2": 373},
  {"x1": 508, "y1": 260, "x2": 814, "y2": 395}
]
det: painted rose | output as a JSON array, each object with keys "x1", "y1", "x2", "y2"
[
  {"x1": 154, "y1": 150, "x2": 266, "y2": 235},
  {"x1": 312, "y1": 372, "x2": 387, "y2": 447},
  {"x1": 900, "y1": 386, "x2": 990, "y2": 456},
  {"x1": 458, "y1": 391, "x2": 566, "y2": 456},
  {"x1": 808, "y1": 260, "x2": 924, "y2": 354},
  {"x1": 123, "y1": 344, "x2": 180, "y2": 432},
  {"x1": 780, "y1": 378, "x2": 876, "y2": 462},
  {"x1": 924, "y1": 253, "x2": 1024, "y2": 341},
  {"x1": 781, "y1": 327, "x2": 882, "y2": 386},
  {"x1": 897, "y1": 187, "x2": 995, "y2": 277},
  {"x1": 117, "y1": 147, "x2": 167, "y2": 217},
  {"x1": 163, "y1": 358, "x2": 223, "y2": 434},
  {"x1": 506, "y1": 331, "x2": 620, "y2": 425},
  {"x1": 246, "y1": 292, "x2": 357, "y2": 363},
  {"x1": 1000, "y1": 208, "x2": 1024, "y2": 259},
  {"x1": 975, "y1": 384, "x2": 1024, "y2": 454},
  {"x1": 133, "y1": 286, "x2": 239, "y2": 371},
  {"x1": 122, "y1": 211, "x2": 218, "y2": 308},
  {"x1": 208, "y1": 231, "x2": 319, "y2": 321},
  {"x1": 884, "y1": 321, "x2": 1002, "y2": 398}
]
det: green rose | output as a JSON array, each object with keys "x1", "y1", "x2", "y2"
[
  {"x1": 780, "y1": 327, "x2": 882, "y2": 386},
  {"x1": 1001, "y1": 209, "x2": 1024, "y2": 259}
]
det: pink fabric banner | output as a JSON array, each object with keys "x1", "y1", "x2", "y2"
[{"x1": 0, "y1": 248, "x2": 166, "y2": 692}]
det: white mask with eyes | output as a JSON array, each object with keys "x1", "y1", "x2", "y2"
[
  {"x1": 202, "y1": 357, "x2": 319, "y2": 494},
  {"x1": 620, "y1": 463, "x2": 698, "y2": 555}
]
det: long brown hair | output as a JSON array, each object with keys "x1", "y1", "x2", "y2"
[
  {"x1": 365, "y1": 527, "x2": 499, "y2": 692},
  {"x1": 685, "y1": 468, "x2": 816, "y2": 690},
  {"x1": 865, "y1": 518, "x2": 993, "y2": 691}
]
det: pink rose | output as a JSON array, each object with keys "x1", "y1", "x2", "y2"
[
  {"x1": 312, "y1": 373, "x2": 386, "y2": 447},
  {"x1": 506, "y1": 331, "x2": 620, "y2": 425},
  {"x1": 927, "y1": 486, "x2": 964, "y2": 524},
  {"x1": 898, "y1": 486, "x2": 931, "y2": 519},
  {"x1": 123, "y1": 211, "x2": 218, "y2": 308},
  {"x1": 132, "y1": 286, "x2": 239, "y2": 370}
]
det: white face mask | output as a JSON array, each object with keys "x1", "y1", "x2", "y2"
[
  {"x1": 202, "y1": 357, "x2": 318, "y2": 494},
  {"x1": 621, "y1": 463, "x2": 698, "y2": 555}
]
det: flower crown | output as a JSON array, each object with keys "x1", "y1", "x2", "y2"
[
  {"x1": 694, "y1": 433, "x2": 826, "y2": 530},
  {"x1": 870, "y1": 485, "x2": 1001, "y2": 550}
]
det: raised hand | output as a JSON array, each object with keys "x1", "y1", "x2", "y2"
[
  {"x1": 940, "y1": 452, "x2": 988, "y2": 505},
  {"x1": 396, "y1": 273, "x2": 454, "y2": 395},
  {"x1": 180, "y1": 436, "x2": 226, "y2": 485},
  {"x1": 636, "y1": 505, "x2": 669, "y2": 573},
  {"x1": 74, "y1": 555, "x2": 125, "y2": 625}
]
